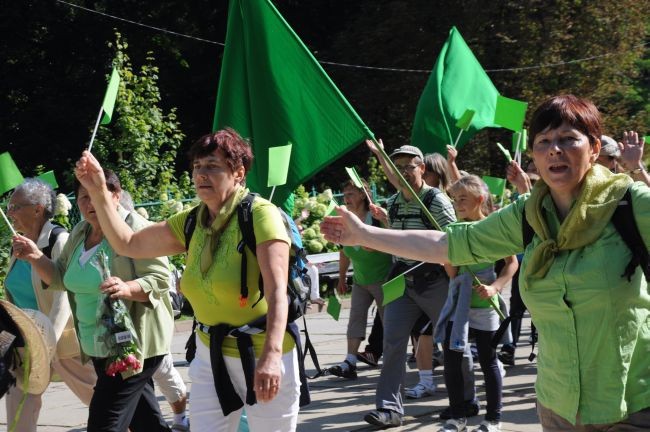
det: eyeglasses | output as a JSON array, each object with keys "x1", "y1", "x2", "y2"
[
  {"x1": 394, "y1": 164, "x2": 420, "y2": 173},
  {"x1": 7, "y1": 202, "x2": 34, "y2": 212}
]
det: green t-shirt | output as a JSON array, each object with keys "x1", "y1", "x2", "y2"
[
  {"x1": 458, "y1": 261, "x2": 498, "y2": 309},
  {"x1": 62, "y1": 240, "x2": 112, "y2": 357},
  {"x1": 342, "y1": 213, "x2": 392, "y2": 285},
  {"x1": 168, "y1": 197, "x2": 293, "y2": 357}
]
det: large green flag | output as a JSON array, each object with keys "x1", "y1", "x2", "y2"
[
  {"x1": 411, "y1": 27, "x2": 499, "y2": 155},
  {"x1": 213, "y1": 0, "x2": 373, "y2": 205}
]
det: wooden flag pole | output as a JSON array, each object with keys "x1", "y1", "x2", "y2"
[
  {"x1": 1, "y1": 207, "x2": 17, "y2": 236},
  {"x1": 452, "y1": 129, "x2": 463, "y2": 148},
  {"x1": 268, "y1": 186, "x2": 277, "y2": 203}
]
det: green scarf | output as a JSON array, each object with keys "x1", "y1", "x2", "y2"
[
  {"x1": 198, "y1": 186, "x2": 248, "y2": 275},
  {"x1": 523, "y1": 164, "x2": 632, "y2": 285}
]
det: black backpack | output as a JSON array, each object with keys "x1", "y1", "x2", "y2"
[{"x1": 522, "y1": 187, "x2": 649, "y2": 281}]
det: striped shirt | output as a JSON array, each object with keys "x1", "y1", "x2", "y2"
[{"x1": 386, "y1": 184, "x2": 456, "y2": 264}]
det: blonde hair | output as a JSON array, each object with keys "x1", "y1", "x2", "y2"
[{"x1": 448, "y1": 175, "x2": 493, "y2": 218}]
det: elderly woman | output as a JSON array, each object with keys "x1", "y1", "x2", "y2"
[
  {"x1": 12, "y1": 170, "x2": 174, "y2": 432},
  {"x1": 5, "y1": 178, "x2": 96, "y2": 432},
  {"x1": 70, "y1": 128, "x2": 299, "y2": 432},
  {"x1": 322, "y1": 95, "x2": 649, "y2": 431}
]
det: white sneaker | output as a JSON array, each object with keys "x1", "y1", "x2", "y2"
[
  {"x1": 437, "y1": 418, "x2": 467, "y2": 432},
  {"x1": 471, "y1": 420, "x2": 501, "y2": 432},
  {"x1": 404, "y1": 381, "x2": 436, "y2": 399},
  {"x1": 497, "y1": 359, "x2": 506, "y2": 378}
]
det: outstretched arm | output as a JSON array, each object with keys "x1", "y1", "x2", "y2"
[
  {"x1": 75, "y1": 151, "x2": 185, "y2": 258},
  {"x1": 321, "y1": 205, "x2": 449, "y2": 264}
]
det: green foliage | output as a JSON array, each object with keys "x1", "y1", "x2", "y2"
[
  {"x1": 367, "y1": 156, "x2": 389, "y2": 198},
  {"x1": 93, "y1": 32, "x2": 193, "y2": 205},
  {"x1": 293, "y1": 187, "x2": 339, "y2": 254}
]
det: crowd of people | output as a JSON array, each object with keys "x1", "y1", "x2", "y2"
[{"x1": 3, "y1": 94, "x2": 649, "y2": 432}]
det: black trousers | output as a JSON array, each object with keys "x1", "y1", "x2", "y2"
[{"x1": 88, "y1": 355, "x2": 170, "y2": 432}]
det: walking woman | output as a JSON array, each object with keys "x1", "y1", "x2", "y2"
[{"x1": 322, "y1": 95, "x2": 650, "y2": 431}]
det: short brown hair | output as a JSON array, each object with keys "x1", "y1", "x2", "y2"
[
  {"x1": 188, "y1": 128, "x2": 254, "y2": 174},
  {"x1": 74, "y1": 168, "x2": 121, "y2": 197},
  {"x1": 529, "y1": 95, "x2": 602, "y2": 147}
]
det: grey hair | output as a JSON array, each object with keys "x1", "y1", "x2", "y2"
[{"x1": 13, "y1": 178, "x2": 56, "y2": 219}]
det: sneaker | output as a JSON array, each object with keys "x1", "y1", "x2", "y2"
[
  {"x1": 328, "y1": 360, "x2": 358, "y2": 379},
  {"x1": 497, "y1": 349, "x2": 515, "y2": 367},
  {"x1": 437, "y1": 418, "x2": 467, "y2": 432},
  {"x1": 357, "y1": 350, "x2": 379, "y2": 367},
  {"x1": 439, "y1": 400, "x2": 480, "y2": 420},
  {"x1": 364, "y1": 409, "x2": 403, "y2": 428},
  {"x1": 171, "y1": 421, "x2": 190, "y2": 432},
  {"x1": 470, "y1": 420, "x2": 501, "y2": 432},
  {"x1": 405, "y1": 382, "x2": 437, "y2": 399},
  {"x1": 497, "y1": 359, "x2": 506, "y2": 379}
]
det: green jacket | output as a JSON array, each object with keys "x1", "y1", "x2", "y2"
[
  {"x1": 447, "y1": 182, "x2": 650, "y2": 425},
  {"x1": 48, "y1": 206, "x2": 173, "y2": 377}
]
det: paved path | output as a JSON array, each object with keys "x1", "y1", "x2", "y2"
[{"x1": 0, "y1": 296, "x2": 542, "y2": 431}]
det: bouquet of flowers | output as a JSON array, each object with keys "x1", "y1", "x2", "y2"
[{"x1": 92, "y1": 250, "x2": 143, "y2": 376}]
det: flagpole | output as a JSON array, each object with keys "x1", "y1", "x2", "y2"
[
  {"x1": 452, "y1": 129, "x2": 463, "y2": 148},
  {"x1": 268, "y1": 186, "x2": 276, "y2": 203},
  {"x1": 515, "y1": 132, "x2": 522, "y2": 165},
  {"x1": 372, "y1": 139, "x2": 505, "y2": 320},
  {"x1": 87, "y1": 106, "x2": 104, "y2": 153},
  {"x1": 1, "y1": 207, "x2": 17, "y2": 236}
]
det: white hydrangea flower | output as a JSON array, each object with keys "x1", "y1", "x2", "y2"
[
  {"x1": 322, "y1": 188, "x2": 333, "y2": 201},
  {"x1": 172, "y1": 201, "x2": 183, "y2": 213},
  {"x1": 54, "y1": 194, "x2": 72, "y2": 216},
  {"x1": 136, "y1": 207, "x2": 149, "y2": 219},
  {"x1": 159, "y1": 193, "x2": 169, "y2": 202}
]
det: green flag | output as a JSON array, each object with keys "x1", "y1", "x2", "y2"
[
  {"x1": 213, "y1": 0, "x2": 373, "y2": 206},
  {"x1": 455, "y1": 109, "x2": 476, "y2": 131},
  {"x1": 327, "y1": 295, "x2": 341, "y2": 321},
  {"x1": 267, "y1": 143, "x2": 293, "y2": 187},
  {"x1": 345, "y1": 167, "x2": 363, "y2": 189},
  {"x1": 0, "y1": 152, "x2": 24, "y2": 195},
  {"x1": 325, "y1": 197, "x2": 338, "y2": 216},
  {"x1": 512, "y1": 129, "x2": 528, "y2": 152},
  {"x1": 494, "y1": 95, "x2": 528, "y2": 132},
  {"x1": 644, "y1": 136, "x2": 649, "y2": 145},
  {"x1": 37, "y1": 170, "x2": 58, "y2": 189},
  {"x1": 100, "y1": 67, "x2": 120, "y2": 125},
  {"x1": 496, "y1": 143, "x2": 512, "y2": 163},
  {"x1": 382, "y1": 274, "x2": 406, "y2": 306},
  {"x1": 482, "y1": 176, "x2": 506, "y2": 198},
  {"x1": 411, "y1": 27, "x2": 500, "y2": 155}
]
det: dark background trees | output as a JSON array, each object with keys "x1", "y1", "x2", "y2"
[{"x1": 1, "y1": 0, "x2": 648, "y2": 196}]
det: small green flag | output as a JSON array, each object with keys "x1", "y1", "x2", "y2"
[
  {"x1": 496, "y1": 143, "x2": 512, "y2": 163},
  {"x1": 455, "y1": 109, "x2": 476, "y2": 131},
  {"x1": 327, "y1": 295, "x2": 341, "y2": 321},
  {"x1": 100, "y1": 67, "x2": 120, "y2": 125},
  {"x1": 37, "y1": 170, "x2": 58, "y2": 189},
  {"x1": 644, "y1": 136, "x2": 649, "y2": 145},
  {"x1": 0, "y1": 152, "x2": 24, "y2": 195},
  {"x1": 345, "y1": 167, "x2": 364, "y2": 189},
  {"x1": 267, "y1": 143, "x2": 293, "y2": 187},
  {"x1": 482, "y1": 176, "x2": 506, "y2": 198},
  {"x1": 325, "y1": 198, "x2": 338, "y2": 216},
  {"x1": 520, "y1": 129, "x2": 528, "y2": 151},
  {"x1": 494, "y1": 95, "x2": 528, "y2": 132},
  {"x1": 382, "y1": 274, "x2": 406, "y2": 306}
]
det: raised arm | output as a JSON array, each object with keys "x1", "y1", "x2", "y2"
[
  {"x1": 321, "y1": 205, "x2": 449, "y2": 264},
  {"x1": 506, "y1": 160, "x2": 532, "y2": 195},
  {"x1": 75, "y1": 151, "x2": 185, "y2": 258},
  {"x1": 366, "y1": 139, "x2": 405, "y2": 194},
  {"x1": 446, "y1": 145, "x2": 462, "y2": 184},
  {"x1": 619, "y1": 131, "x2": 649, "y2": 186}
]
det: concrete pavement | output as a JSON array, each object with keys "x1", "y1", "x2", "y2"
[{"x1": 0, "y1": 296, "x2": 542, "y2": 431}]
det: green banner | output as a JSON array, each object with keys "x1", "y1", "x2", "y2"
[
  {"x1": 0, "y1": 152, "x2": 24, "y2": 195},
  {"x1": 213, "y1": 0, "x2": 373, "y2": 206},
  {"x1": 100, "y1": 67, "x2": 120, "y2": 125}
]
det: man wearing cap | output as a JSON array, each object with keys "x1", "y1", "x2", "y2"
[
  {"x1": 596, "y1": 135, "x2": 621, "y2": 172},
  {"x1": 362, "y1": 144, "x2": 474, "y2": 428}
]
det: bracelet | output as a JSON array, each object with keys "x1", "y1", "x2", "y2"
[{"x1": 628, "y1": 166, "x2": 646, "y2": 175}]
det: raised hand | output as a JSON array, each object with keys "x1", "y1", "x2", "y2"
[
  {"x1": 365, "y1": 138, "x2": 384, "y2": 156},
  {"x1": 618, "y1": 131, "x2": 645, "y2": 172},
  {"x1": 11, "y1": 235, "x2": 43, "y2": 262},
  {"x1": 369, "y1": 203, "x2": 388, "y2": 226},
  {"x1": 446, "y1": 145, "x2": 458, "y2": 164},
  {"x1": 506, "y1": 160, "x2": 532, "y2": 194},
  {"x1": 75, "y1": 150, "x2": 107, "y2": 196}
]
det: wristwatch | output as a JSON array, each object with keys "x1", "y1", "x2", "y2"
[{"x1": 628, "y1": 165, "x2": 647, "y2": 175}]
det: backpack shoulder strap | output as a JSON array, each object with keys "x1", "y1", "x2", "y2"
[
  {"x1": 236, "y1": 193, "x2": 259, "y2": 306},
  {"x1": 42, "y1": 225, "x2": 67, "y2": 259},
  {"x1": 420, "y1": 187, "x2": 440, "y2": 229},
  {"x1": 610, "y1": 187, "x2": 650, "y2": 281},
  {"x1": 183, "y1": 206, "x2": 199, "y2": 251},
  {"x1": 521, "y1": 207, "x2": 535, "y2": 249},
  {"x1": 387, "y1": 193, "x2": 400, "y2": 224}
]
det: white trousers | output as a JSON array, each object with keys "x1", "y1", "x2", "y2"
[
  {"x1": 189, "y1": 340, "x2": 300, "y2": 432},
  {"x1": 152, "y1": 352, "x2": 187, "y2": 404}
]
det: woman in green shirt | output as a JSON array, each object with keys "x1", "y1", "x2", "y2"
[{"x1": 321, "y1": 95, "x2": 650, "y2": 431}]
